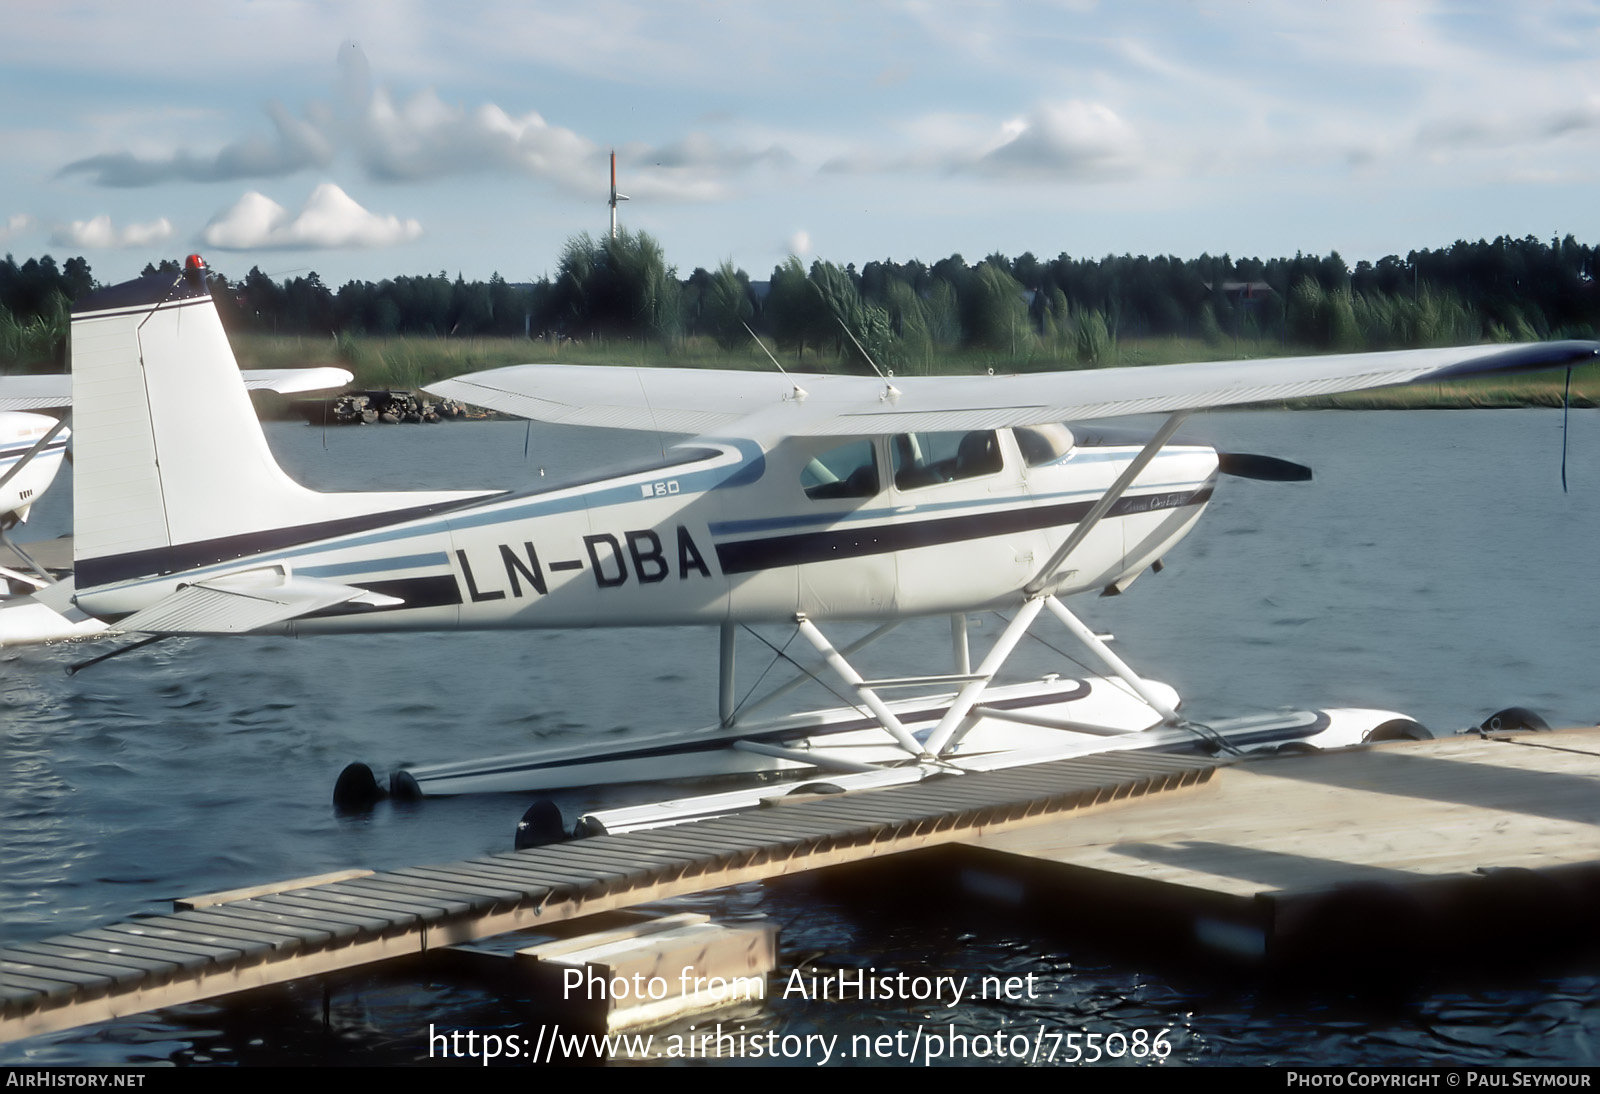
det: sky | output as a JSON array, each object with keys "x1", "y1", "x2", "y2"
[{"x1": 2, "y1": 1, "x2": 1598, "y2": 289}]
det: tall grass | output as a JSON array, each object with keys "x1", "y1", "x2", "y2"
[{"x1": 0, "y1": 310, "x2": 66, "y2": 371}]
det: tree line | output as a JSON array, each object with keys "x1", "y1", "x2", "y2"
[{"x1": 3, "y1": 233, "x2": 1596, "y2": 373}]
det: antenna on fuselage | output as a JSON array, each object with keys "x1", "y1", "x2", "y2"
[
  {"x1": 743, "y1": 321, "x2": 807, "y2": 403},
  {"x1": 835, "y1": 316, "x2": 899, "y2": 400}
]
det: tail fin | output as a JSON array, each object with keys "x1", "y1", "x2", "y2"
[{"x1": 71, "y1": 259, "x2": 484, "y2": 591}]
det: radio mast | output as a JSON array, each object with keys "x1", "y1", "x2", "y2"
[{"x1": 609, "y1": 151, "x2": 629, "y2": 239}]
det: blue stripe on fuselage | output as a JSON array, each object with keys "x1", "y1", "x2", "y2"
[{"x1": 81, "y1": 440, "x2": 761, "y2": 593}]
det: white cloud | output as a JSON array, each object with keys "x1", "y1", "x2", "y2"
[
  {"x1": 358, "y1": 88, "x2": 580, "y2": 183},
  {"x1": 51, "y1": 215, "x2": 173, "y2": 249},
  {"x1": 12, "y1": 3, "x2": 1600, "y2": 280},
  {"x1": 975, "y1": 101, "x2": 1143, "y2": 179},
  {"x1": 52, "y1": 42, "x2": 797, "y2": 204},
  {"x1": 200, "y1": 183, "x2": 422, "y2": 250},
  {"x1": 58, "y1": 99, "x2": 334, "y2": 187},
  {"x1": 0, "y1": 214, "x2": 32, "y2": 243},
  {"x1": 1416, "y1": 96, "x2": 1600, "y2": 153},
  {"x1": 823, "y1": 100, "x2": 1145, "y2": 182},
  {"x1": 787, "y1": 230, "x2": 812, "y2": 256}
]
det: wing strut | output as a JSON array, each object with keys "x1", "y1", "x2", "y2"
[
  {"x1": 1023, "y1": 410, "x2": 1191, "y2": 596},
  {"x1": 921, "y1": 411, "x2": 1192, "y2": 752}
]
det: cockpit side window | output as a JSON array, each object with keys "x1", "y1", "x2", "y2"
[
  {"x1": 1014, "y1": 423, "x2": 1075, "y2": 467},
  {"x1": 801, "y1": 439, "x2": 880, "y2": 500},
  {"x1": 891, "y1": 430, "x2": 1003, "y2": 490}
]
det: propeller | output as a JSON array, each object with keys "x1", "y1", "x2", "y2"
[
  {"x1": 1069, "y1": 425, "x2": 1312, "y2": 482},
  {"x1": 1215, "y1": 452, "x2": 1312, "y2": 482}
]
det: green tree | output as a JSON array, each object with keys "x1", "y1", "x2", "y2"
[
  {"x1": 766, "y1": 256, "x2": 824, "y2": 360},
  {"x1": 962, "y1": 261, "x2": 1029, "y2": 352},
  {"x1": 703, "y1": 261, "x2": 754, "y2": 350},
  {"x1": 1074, "y1": 308, "x2": 1112, "y2": 366},
  {"x1": 809, "y1": 259, "x2": 892, "y2": 371},
  {"x1": 550, "y1": 229, "x2": 680, "y2": 343}
]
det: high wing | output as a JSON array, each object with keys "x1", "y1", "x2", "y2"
[
  {"x1": 426, "y1": 341, "x2": 1600, "y2": 437},
  {"x1": 0, "y1": 367, "x2": 353, "y2": 411}
]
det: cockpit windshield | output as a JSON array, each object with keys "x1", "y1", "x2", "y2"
[{"x1": 1013, "y1": 423, "x2": 1075, "y2": 467}]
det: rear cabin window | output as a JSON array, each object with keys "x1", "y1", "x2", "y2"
[
  {"x1": 891, "y1": 430, "x2": 1003, "y2": 490},
  {"x1": 801, "y1": 440, "x2": 880, "y2": 500}
]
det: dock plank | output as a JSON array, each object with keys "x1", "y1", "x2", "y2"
[{"x1": 391, "y1": 864, "x2": 556, "y2": 903}]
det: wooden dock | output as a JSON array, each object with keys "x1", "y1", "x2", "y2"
[
  {"x1": 958, "y1": 728, "x2": 1600, "y2": 964},
  {"x1": 8, "y1": 728, "x2": 1600, "y2": 1043},
  {"x1": 0, "y1": 750, "x2": 1214, "y2": 1042}
]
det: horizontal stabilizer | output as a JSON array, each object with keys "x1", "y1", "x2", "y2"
[
  {"x1": 0, "y1": 368, "x2": 353, "y2": 411},
  {"x1": 117, "y1": 570, "x2": 400, "y2": 635},
  {"x1": 239, "y1": 367, "x2": 355, "y2": 395}
]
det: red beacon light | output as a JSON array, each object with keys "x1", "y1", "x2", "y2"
[{"x1": 183, "y1": 253, "x2": 208, "y2": 290}]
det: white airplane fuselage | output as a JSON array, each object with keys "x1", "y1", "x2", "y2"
[
  {"x1": 1, "y1": 410, "x2": 69, "y2": 526},
  {"x1": 74, "y1": 429, "x2": 1216, "y2": 633},
  {"x1": 63, "y1": 269, "x2": 1229, "y2": 634}
]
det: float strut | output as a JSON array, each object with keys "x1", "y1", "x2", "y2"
[
  {"x1": 794, "y1": 614, "x2": 929, "y2": 759},
  {"x1": 950, "y1": 613, "x2": 971, "y2": 675},
  {"x1": 922, "y1": 596, "x2": 1046, "y2": 757},
  {"x1": 1043, "y1": 595, "x2": 1179, "y2": 724},
  {"x1": 719, "y1": 622, "x2": 737, "y2": 727},
  {"x1": 736, "y1": 621, "x2": 900, "y2": 722}
]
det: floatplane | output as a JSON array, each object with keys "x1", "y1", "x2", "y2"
[{"x1": 31, "y1": 256, "x2": 1600, "y2": 835}]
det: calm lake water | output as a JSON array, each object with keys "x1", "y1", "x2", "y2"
[{"x1": 3, "y1": 408, "x2": 1598, "y2": 1067}]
